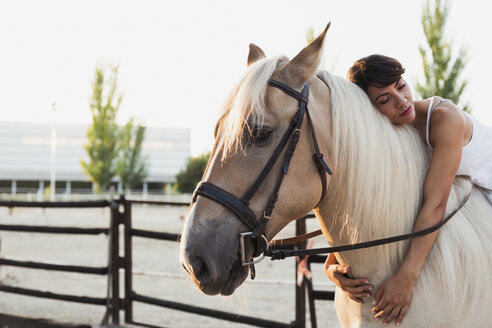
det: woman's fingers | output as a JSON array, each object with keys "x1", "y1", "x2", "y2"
[
  {"x1": 336, "y1": 275, "x2": 372, "y2": 302},
  {"x1": 395, "y1": 304, "x2": 409, "y2": 326},
  {"x1": 349, "y1": 296, "x2": 364, "y2": 304},
  {"x1": 374, "y1": 302, "x2": 392, "y2": 320},
  {"x1": 372, "y1": 293, "x2": 387, "y2": 315},
  {"x1": 382, "y1": 305, "x2": 401, "y2": 325},
  {"x1": 340, "y1": 281, "x2": 373, "y2": 295},
  {"x1": 337, "y1": 274, "x2": 371, "y2": 288},
  {"x1": 334, "y1": 264, "x2": 350, "y2": 274},
  {"x1": 373, "y1": 285, "x2": 384, "y2": 306},
  {"x1": 325, "y1": 263, "x2": 373, "y2": 303}
]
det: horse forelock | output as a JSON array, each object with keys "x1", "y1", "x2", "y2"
[{"x1": 215, "y1": 57, "x2": 286, "y2": 161}]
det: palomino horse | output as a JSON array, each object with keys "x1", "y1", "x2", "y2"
[{"x1": 180, "y1": 24, "x2": 492, "y2": 327}]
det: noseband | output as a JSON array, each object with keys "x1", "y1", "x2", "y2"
[{"x1": 192, "y1": 79, "x2": 332, "y2": 276}]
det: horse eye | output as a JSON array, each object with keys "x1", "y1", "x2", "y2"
[{"x1": 250, "y1": 129, "x2": 272, "y2": 144}]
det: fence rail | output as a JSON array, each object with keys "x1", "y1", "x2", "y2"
[
  {"x1": 130, "y1": 228, "x2": 180, "y2": 241},
  {"x1": 0, "y1": 285, "x2": 107, "y2": 305},
  {"x1": 132, "y1": 292, "x2": 294, "y2": 328},
  {"x1": 0, "y1": 197, "x2": 332, "y2": 327},
  {"x1": 0, "y1": 200, "x2": 110, "y2": 208},
  {"x1": 0, "y1": 224, "x2": 109, "y2": 235},
  {"x1": 0, "y1": 258, "x2": 108, "y2": 275}
]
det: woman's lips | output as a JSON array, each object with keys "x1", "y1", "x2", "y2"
[{"x1": 400, "y1": 105, "x2": 413, "y2": 116}]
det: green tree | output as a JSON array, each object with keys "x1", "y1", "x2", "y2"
[
  {"x1": 81, "y1": 65, "x2": 122, "y2": 192},
  {"x1": 306, "y1": 28, "x2": 315, "y2": 44},
  {"x1": 417, "y1": 0, "x2": 470, "y2": 112},
  {"x1": 117, "y1": 118, "x2": 148, "y2": 192},
  {"x1": 175, "y1": 152, "x2": 210, "y2": 193}
]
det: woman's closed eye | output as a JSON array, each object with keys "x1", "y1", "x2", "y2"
[{"x1": 380, "y1": 97, "x2": 389, "y2": 105}]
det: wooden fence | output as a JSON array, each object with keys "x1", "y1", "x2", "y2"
[{"x1": 0, "y1": 197, "x2": 333, "y2": 327}]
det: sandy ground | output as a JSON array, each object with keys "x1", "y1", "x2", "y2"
[{"x1": 0, "y1": 205, "x2": 341, "y2": 328}]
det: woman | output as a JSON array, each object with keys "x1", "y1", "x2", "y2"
[{"x1": 325, "y1": 54, "x2": 492, "y2": 326}]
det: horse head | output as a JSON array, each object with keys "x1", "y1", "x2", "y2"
[{"x1": 179, "y1": 24, "x2": 333, "y2": 295}]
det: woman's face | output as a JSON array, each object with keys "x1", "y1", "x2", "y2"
[{"x1": 366, "y1": 78, "x2": 415, "y2": 124}]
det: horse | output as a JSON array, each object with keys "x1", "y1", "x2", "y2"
[{"x1": 179, "y1": 24, "x2": 492, "y2": 327}]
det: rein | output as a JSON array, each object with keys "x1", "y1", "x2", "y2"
[{"x1": 266, "y1": 191, "x2": 471, "y2": 259}]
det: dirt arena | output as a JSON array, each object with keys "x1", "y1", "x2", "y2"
[{"x1": 0, "y1": 204, "x2": 340, "y2": 327}]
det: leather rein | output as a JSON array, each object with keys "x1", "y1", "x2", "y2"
[{"x1": 266, "y1": 191, "x2": 470, "y2": 260}]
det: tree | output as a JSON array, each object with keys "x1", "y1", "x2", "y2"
[
  {"x1": 417, "y1": 0, "x2": 470, "y2": 112},
  {"x1": 175, "y1": 153, "x2": 210, "y2": 193},
  {"x1": 117, "y1": 118, "x2": 148, "y2": 192},
  {"x1": 81, "y1": 65, "x2": 122, "y2": 192},
  {"x1": 306, "y1": 28, "x2": 315, "y2": 44}
]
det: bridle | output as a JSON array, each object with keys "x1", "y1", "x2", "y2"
[{"x1": 192, "y1": 79, "x2": 332, "y2": 274}]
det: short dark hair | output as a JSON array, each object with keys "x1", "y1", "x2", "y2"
[{"x1": 347, "y1": 54, "x2": 405, "y2": 91}]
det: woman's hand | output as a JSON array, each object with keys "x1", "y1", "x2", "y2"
[
  {"x1": 372, "y1": 271, "x2": 414, "y2": 326},
  {"x1": 324, "y1": 260, "x2": 373, "y2": 304}
]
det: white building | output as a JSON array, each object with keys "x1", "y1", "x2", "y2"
[{"x1": 0, "y1": 121, "x2": 190, "y2": 196}]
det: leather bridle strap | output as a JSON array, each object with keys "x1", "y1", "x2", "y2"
[
  {"x1": 193, "y1": 181, "x2": 257, "y2": 231},
  {"x1": 305, "y1": 109, "x2": 332, "y2": 207},
  {"x1": 249, "y1": 81, "x2": 309, "y2": 244},
  {"x1": 265, "y1": 191, "x2": 471, "y2": 260},
  {"x1": 241, "y1": 104, "x2": 304, "y2": 204},
  {"x1": 265, "y1": 80, "x2": 332, "y2": 207},
  {"x1": 270, "y1": 229, "x2": 323, "y2": 247},
  {"x1": 267, "y1": 79, "x2": 309, "y2": 103}
]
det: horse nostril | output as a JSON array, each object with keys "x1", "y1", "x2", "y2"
[{"x1": 190, "y1": 256, "x2": 211, "y2": 284}]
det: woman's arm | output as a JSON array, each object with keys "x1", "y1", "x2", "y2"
[
  {"x1": 324, "y1": 253, "x2": 373, "y2": 303},
  {"x1": 372, "y1": 102, "x2": 466, "y2": 326}
]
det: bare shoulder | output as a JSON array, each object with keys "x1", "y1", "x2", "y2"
[
  {"x1": 413, "y1": 97, "x2": 458, "y2": 115},
  {"x1": 428, "y1": 99, "x2": 465, "y2": 147},
  {"x1": 430, "y1": 98, "x2": 464, "y2": 127}
]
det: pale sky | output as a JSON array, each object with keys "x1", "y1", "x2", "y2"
[{"x1": 1, "y1": 0, "x2": 491, "y2": 156}]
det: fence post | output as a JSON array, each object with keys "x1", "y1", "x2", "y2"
[
  {"x1": 295, "y1": 218, "x2": 307, "y2": 328},
  {"x1": 109, "y1": 197, "x2": 122, "y2": 324},
  {"x1": 123, "y1": 197, "x2": 133, "y2": 323}
]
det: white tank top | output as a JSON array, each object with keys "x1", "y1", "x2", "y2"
[{"x1": 426, "y1": 97, "x2": 492, "y2": 203}]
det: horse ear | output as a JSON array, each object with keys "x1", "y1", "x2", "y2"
[
  {"x1": 281, "y1": 22, "x2": 331, "y2": 88},
  {"x1": 247, "y1": 43, "x2": 266, "y2": 66}
]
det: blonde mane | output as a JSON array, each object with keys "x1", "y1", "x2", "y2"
[
  {"x1": 318, "y1": 71, "x2": 427, "y2": 261},
  {"x1": 216, "y1": 57, "x2": 285, "y2": 161}
]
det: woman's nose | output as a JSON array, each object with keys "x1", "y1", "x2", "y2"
[{"x1": 396, "y1": 94, "x2": 407, "y2": 108}]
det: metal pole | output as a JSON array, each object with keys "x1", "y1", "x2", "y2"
[
  {"x1": 123, "y1": 197, "x2": 133, "y2": 323},
  {"x1": 295, "y1": 218, "x2": 307, "y2": 328},
  {"x1": 110, "y1": 201, "x2": 120, "y2": 324},
  {"x1": 65, "y1": 181, "x2": 71, "y2": 201},
  {"x1": 11, "y1": 180, "x2": 16, "y2": 198},
  {"x1": 50, "y1": 102, "x2": 56, "y2": 202},
  {"x1": 306, "y1": 273, "x2": 317, "y2": 328}
]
